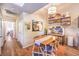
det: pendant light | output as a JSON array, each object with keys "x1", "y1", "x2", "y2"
[{"x1": 48, "y1": 4, "x2": 57, "y2": 14}]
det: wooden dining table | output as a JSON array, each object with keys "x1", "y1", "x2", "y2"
[
  {"x1": 34, "y1": 35, "x2": 56, "y2": 46},
  {"x1": 41, "y1": 37, "x2": 56, "y2": 46},
  {"x1": 32, "y1": 35, "x2": 57, "y2": 56}
]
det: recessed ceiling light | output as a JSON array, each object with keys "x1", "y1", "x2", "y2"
[{"x1": 14, "y1": 3, "x2": 24, "y2": 7}]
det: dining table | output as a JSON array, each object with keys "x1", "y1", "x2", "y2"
[
  {"x1": 32, "y1": 35, "x2": 57, "y2": 56},
  {"x1": 34, "y1": 35, "x2": 56, "y2": 46}
]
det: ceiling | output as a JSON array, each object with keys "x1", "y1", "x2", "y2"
[{"x1": 0, "y1": 3, "x2": 48, "y2": 14}]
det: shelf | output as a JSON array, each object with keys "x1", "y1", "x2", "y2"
[{"x1": 48, "y1": 16, "x2": 71, "y2": 26}]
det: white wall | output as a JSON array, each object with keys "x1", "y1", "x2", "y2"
[
  {"x1": 58, "y1": 4, "x2": 79, "y2": 46},
  {"x1": 0, "y1": 16, "x2": 4, "y2": 48},
  {"x1": 17, "y1": 13, "x2": 47, "y2": 48}
]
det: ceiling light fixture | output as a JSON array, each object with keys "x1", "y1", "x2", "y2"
[{"x1": 48, "y1": 4, "x2": 57, "y2": 14}]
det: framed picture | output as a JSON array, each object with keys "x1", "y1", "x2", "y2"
[
  {"x1": 25, "y1": 22, "x2": 30, "y2": 30},
  {"x1": 32, "y1": 20, "x2": 43, "y2": 31}
]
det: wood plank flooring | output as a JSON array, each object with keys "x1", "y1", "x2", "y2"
[{"x1": 1, "y1": 37, "x2": 79, "y2": 56}]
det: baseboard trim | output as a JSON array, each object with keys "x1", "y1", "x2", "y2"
[{"x1": 16, "y1": 38, "x2": 34, "y2": 48}]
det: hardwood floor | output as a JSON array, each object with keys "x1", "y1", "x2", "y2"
[
  {"x1": 64, "y1": 46, "x2": 79, "y2": 56},
  {"x1": 1, "y1": 37, "x2": 79, "y2": 56}
]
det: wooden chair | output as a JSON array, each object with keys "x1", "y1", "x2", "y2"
[{"x1": 32, "y1": 43, "x2": 44, "y2": 56}]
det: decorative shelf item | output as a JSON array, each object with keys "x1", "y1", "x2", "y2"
[
  {"x1": 48, "y1": 13, "x2": 71, "y2": 26},
  {"x1": 61, "y1": 17, "x2": 71, "y2": 26},
  {"x1": 48, "y1": 25, "x2": 64, "y2": 35}
]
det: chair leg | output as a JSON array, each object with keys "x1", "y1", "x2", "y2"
[{"x1": 39, "y1": 47, "x2": 44, "y2": 56}]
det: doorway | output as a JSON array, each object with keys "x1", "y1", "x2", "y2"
[
  {"x1": 2, "y1": 20, "x2": 16, "y2": 55},
  {"x1": 4, "y1": 21, "x2": 15, "y2": 40}
]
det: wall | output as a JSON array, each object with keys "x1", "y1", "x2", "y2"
[
  {"x1": 57, "y1": 4, "x2": 79, "y2": 46},
  {"x1": 36, "y1": 3, "x2": 79, "y2": 35},
  {"x1": 57, "y1": 4, "x2": 79, "y2": 35},
  {"x1": 17, "y1": 13, "x2": 47, "y2": 48},
  {"x1": 0, "y1": 10, "x2": 4, "y2": 48}
]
